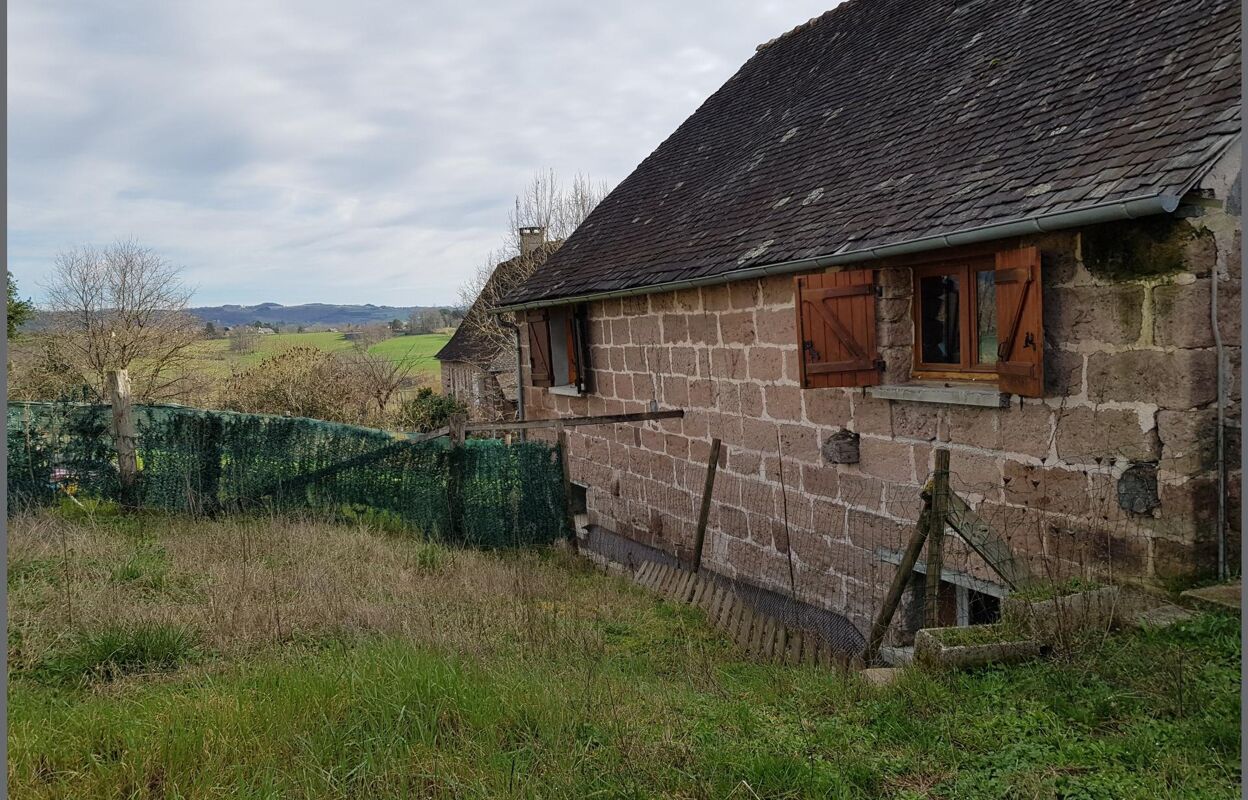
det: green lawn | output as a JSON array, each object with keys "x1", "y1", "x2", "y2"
[
  {"x1": 187, "y1": 331, "x2": 450, "y2": 381},
  {"x1": 7, "y1": 510, "x2": 1242, "y2": 799}
]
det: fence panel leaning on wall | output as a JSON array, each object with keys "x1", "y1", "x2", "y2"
[{"x1": 6, "y1": 400, "x2": 568, "y2": 549}]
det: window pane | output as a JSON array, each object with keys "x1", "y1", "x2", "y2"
[
  {"x1": 976, "y1": 270, "x2": 997, "y2": 365},
  {"x1": 920, "y1": 274, "x2": 960, "y2": 364}
]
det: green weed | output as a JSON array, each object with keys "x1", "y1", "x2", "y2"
[{"x1": 34, "y1": 623, "x2": 200, "y2": 685}]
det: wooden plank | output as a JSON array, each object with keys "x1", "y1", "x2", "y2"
[
  {"x1": 925, "y1": 449, "x2": 950, "y2": 628},
  {"x1": 761, "y1": 618, "x2": 777, "y2": 659},
  {"x1": 635, "y1": 561, "x2": 654, "y2": 587},
  {"x1": 774, "y1": 625, "x2": 789, "y2": 665},
  {"x1": 748, "y1": 611, "x2": 767, "y2": 656},
  {"x1": 734, "y1": 605, "x2": 756, "y2": 648},
  {"x1": 691, "y1": 438, "x2": 722, "y2": 572},
  {"x1": 708, "y1": 587, "x2": 726, "y2": 620},
  {"x1": 718, "y1": 595, "x2": 738, "y2": 630},
  {"x1": 863, "y1": 507, "x2": 931, "y2": 664},
  {"x1": 786, "y1": 631, "x2": 803, "y2": 665},
  {"x1": 691, "y1": 575, "x2": 709, "y2": 607},
  {"x1": 679, "y1": 571, "x2": 697, "y2": 603},
  {"x1": 945, "y1": 491, "x2": 1033, "y2": 590},
  {"x1": 802, "y1": 636, "x2": 817, "y2": 666},
  {"x1": 463, "y1": 409, "x2": 684, "y2": 434}
]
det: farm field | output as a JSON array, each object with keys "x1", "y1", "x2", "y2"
[
  {"x1": 185, "y1": 330, "x2": 451, "y2": 382},
  {"x1": 7, "y1": 509, "x2": 1242, "y2": 799}
]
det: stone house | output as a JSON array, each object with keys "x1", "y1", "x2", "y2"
[
  {"x1": 500, "y1": 0, "x2": 1241, "y2": 634},
  {"x1": 436, "y1": 229, "x2": 557, "y2": 419}
]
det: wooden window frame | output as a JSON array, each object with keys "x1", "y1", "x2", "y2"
[
  {"x1": 911, "y1": 256, "x2": 998, "y2": 382},
  {"x1": 527, "y1": 304, "x2": 592, "y2": 394}
]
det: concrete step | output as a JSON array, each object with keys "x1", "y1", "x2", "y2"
[
  {"x1": 1180, "y1": 581, "x2": 1241, "y2": 615},
  {"x1": 1130, "y1": 603, "x2": 1195, "y2": 629}
]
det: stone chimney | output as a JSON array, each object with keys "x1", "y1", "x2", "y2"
[{"x1": 518, "y1": 226, "x2": 546, "y2": 257}]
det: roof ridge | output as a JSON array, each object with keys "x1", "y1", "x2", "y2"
[{"x1": 754, "y1": 1, "x2": 861, "y2": 52}]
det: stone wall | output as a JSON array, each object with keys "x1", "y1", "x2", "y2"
[
  {"x1": 521, "y1": 158, "x2": 1241, "y2": 633},
  {"x1": 439, "y1": 360, "x2": 512, "y2": 421}
]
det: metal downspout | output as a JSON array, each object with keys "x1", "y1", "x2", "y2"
[
  {"x1": 1213, "y1": 260, "x2": 1227, "y2": 579},
  {"x1": 514, "y1": 326, "x2": 527, "y2": 443}
]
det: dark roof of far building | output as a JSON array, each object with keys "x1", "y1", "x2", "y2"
[
  {"x1": 435, "y1": 242, "x2": 560, "y2": 365},
  {"x1": 505, "y1": 0, "x2": 1240, "y2": 307}
]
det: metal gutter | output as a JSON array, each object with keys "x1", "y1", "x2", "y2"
[{"x1": 494, "y1": 192, "x2": 1181, "y2": 313}]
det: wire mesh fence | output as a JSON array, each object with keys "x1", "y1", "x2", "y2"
[
  {"x1": 6, "y1": 401, "x2": 568, "y2": 549},
  {"x1": 570, "y1": 406, "x2": 1183, "y2": 660}
]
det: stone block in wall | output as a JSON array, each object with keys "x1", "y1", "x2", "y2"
[
  {"x1": 1045, "y1": 285, "x2": 1145, "y2": 346},
  {"x1": 1003, "y1": 462, "x2": 1090, "y2": 517},
  {"x1": 839, "y1": 470, "x2": 884, "y2": 510},
  {"x1": 1054, "y1": 406, "x2": 1158, "y2": 464},
  {"x1": 701, "y1": 284, "x2": 731, "y2": 312},
  {"x1": 947, "y1": 451, "x2": 1004, "y2": 500},
  {"x1": 661, "y1": 375, "x2": 690, "y2": 407},
  {"x1": 857, "y1": 437, "x2": 915, "y2": 482},
  {"x1": 1086, "y1": 349, "x2": 1217, "y2": 408},
  {"x1": 1153, "y1": 279, "x2": 1218, "y2": 348},
  {"x1": 782, "y1": 349, "x2": 802, "y2": 384},
  {"x1": 670, "y1": 346, "x2": 698, "y2": 376},
  {"x1": 658, "y1": 314, "x2": 689, "y2": 344},
  {"x1": 877, "y1": 296, "x2": 914, "y2": 348},
  {"x1": 730, "y1": 280, "x2": 760, "y2": 309},
  {"x1": 764, "y1": 384, "x2": 803, "y2": 422},
  {"x1": 630, "y1": 316, "x2": 661, "y2": 346},
  {"x1": 709, "y1": 348, "x2": 750, "y2": 381},
  {"x1": 1141, "y1": 476, "x2": 1221, "y2": 544},
  {"x1": 755, "y1": 307, "x2": 794, "y2": 344},
  {"x1": 879, "y1": 345, "x2": 914, "y2": 385},
  {"x1": 846, "y1": 509, "x2": 911, "y2": 554},
  {"x1": 728, "y1": 447, "x2": 762, "y2": 477},
  {"x1": 998, "y1": 402, "x2": 1053, "y2": 459},
  {"x1": 687, "y1": 314, "x2": 719, "y2": 345},
  {"x1": 801, "y1": 462, "x2": 839, "y2": 498},
  {"x1": 1045, "y1": 349, "x2": 1085, "y2": 397},
  {"x1": 718, "y1": 311, "x2": 756, "y2": 346},
  {"x1": 852, "y1": 394, "x2": 892, "y2": 436},
  {"x1": 1152, "y1": 535, "x2": 1218, "y2": 581},
  {"x1": 1043, "y1": 514, "x2": 1148, "y2": 576},
  {"x1": 778, "y1": 423, "x2": 821, "y2": 463},
  {"x1": 882, "y1": 481, "x2": 924, "y2": 522},
  {"x1": 761, "y1": 275, "x2": 794, "y2": 305},
  {"x1": 891, "y1": 402, "x2": 944, "y2": 442},
  {"x1": 947, "y1": 405, "x2": 1000, "y2": 450},
  {"x1": 788, "y1": 527, "x2": 854, "y2": 574},
  {"x1": 748, "y1": 346, "x2": 786, "y2": 382}
]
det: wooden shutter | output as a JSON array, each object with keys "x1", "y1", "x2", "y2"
[
  {"x1": 525, "y1": 310, "x2": 553, "y2": 388},
  {"x1": 994, "y1": 246, "x2": 1044, "y2": 397},
  {"x1": 795, "y1": 268, "x2": 881, "y2": 389}
]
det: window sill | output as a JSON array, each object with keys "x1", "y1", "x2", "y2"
[
  {"x1": 867, "y1": 381, "x2": 1008, "y2": 408},
  {"x1": 548, "y1": 384, "x2": 588, "y2": 398}
]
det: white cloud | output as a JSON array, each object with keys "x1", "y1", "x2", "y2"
[{"x1": 8, "y1": 0, "x2": 838, "y2": 305}]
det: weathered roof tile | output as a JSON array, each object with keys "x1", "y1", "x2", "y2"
[{"x1": 506, "y1": 0, "x2": 1239, "y2": 306}]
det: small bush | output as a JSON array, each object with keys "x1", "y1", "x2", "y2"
[
  {"x1": 110, "y1": 548, "x2": 169, "y2": 591},
  {"x1": 55, "y1": 496, "x2": 122, "y2": 521},
  {"x1": 37, "y1": 623, "x2": 199, "y2": 685},
  {"x1": 398, "y1": 386, "x2": 466, "y2": 432}
]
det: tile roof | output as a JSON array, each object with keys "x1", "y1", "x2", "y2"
[
  {"x1": 435, "y1": 243, "x2": 560, "y2": 365},
  {"x1": 506, "y1": 0, "x2": 1241, "y2": 306}
]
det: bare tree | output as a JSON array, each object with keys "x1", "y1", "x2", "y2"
[
  {"x1": 456, "y1": 169, "x2": 611, "y2": 367},
  {"x1": 408, "y1": 308, "x2": 447, "y2": 335},
  {"x1": 43, "y1": 241, "x2": 202, "y2": 402},
  {"x1": 228, "y1": 326, "x2": 258, "y2": 354}
]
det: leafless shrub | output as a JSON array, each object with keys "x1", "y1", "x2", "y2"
[{"x1": 218, "y1": 346, "x2": 372, "y2": 424}]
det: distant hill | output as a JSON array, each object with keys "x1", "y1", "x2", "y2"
[{"x1": 188, "y1": 303, "x2": 452, "y2": 327}]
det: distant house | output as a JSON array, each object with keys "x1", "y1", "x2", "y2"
[
  {"x1": 435, "y1": 228, "x2": 559, "y2": 420},
  {"x1": 500, "y1": 0, "x2": 1241, "y2": 638}
]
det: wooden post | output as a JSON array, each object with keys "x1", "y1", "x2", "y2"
[
  {"x1": 556, "y1": 422, "x2": 579, "y2": 551},
  {"x1": 692, "y1": 438, "x2": 722, "y2": 572},
  {"x1": 447, "y1": 413, "x2": 467, "y2": 541},
  {"x1": 106, "y1": 370, "x2": 138, "y2": 507},
  {"x1": 924, "y1": 448, "x2": 951, "y2": 629},
  {"x1": 863, "y1": 507, "x2": 931, "y2": 664}
]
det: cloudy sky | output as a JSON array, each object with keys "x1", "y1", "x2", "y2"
[{"x1": 8, "y1": 1, "x2": 838, "y2": 307}]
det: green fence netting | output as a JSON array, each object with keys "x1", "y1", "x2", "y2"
[{"x1": 6, "y1": 402, "x2": 568, "y2": 548}]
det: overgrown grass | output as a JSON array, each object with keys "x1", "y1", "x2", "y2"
[{"x1": 8, "y1": 511, "x2": 1242, "y2": 799}]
